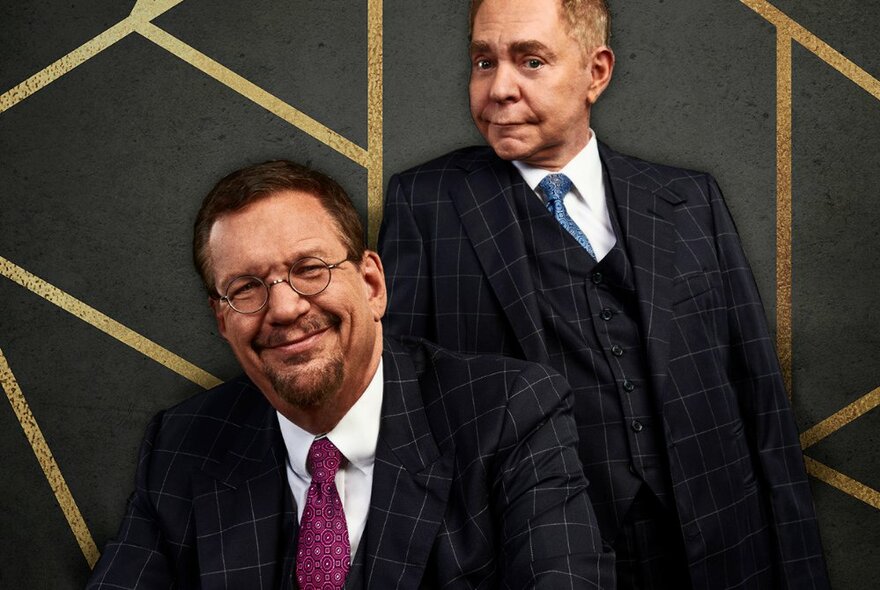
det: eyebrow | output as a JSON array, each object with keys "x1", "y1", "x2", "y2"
[
  {"x1": 469, "y1": 39, "x2": 556, "y2": 60},
  {"x1": 469, "y1": 40, "x2": 491, "y2": 56},
  {"x1": 216, "y1": 265, "x2": 267, "y2": 291},
  {"x1": 222, "y1": 247, "x2": 339, "y2": 280},
  {"x1": 510, "y1": 40, "x2": 556, "y2": 59}
]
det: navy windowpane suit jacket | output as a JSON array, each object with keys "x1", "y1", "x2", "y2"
[
  {"x1": 87, "y1": 337, "x2": 613, "y2": 589},
  {"x1": 378, "y1": 144, "x2": 830, "y2": 589}
]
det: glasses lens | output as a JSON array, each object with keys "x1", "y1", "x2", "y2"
[
  {"x1": 289, "y1": 257, "x2": 331, "y2": 296},
  {"x1": 225, "y1": 276, "x2": 268, "y2": 313}
]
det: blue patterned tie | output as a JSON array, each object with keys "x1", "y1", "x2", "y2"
[{"x1": 539, "y1": 173, "x2": 596, "y2": 260}]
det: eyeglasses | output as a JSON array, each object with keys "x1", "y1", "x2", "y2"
[{"x1": 218, "y1": 256, "x2": 354, "y2": 314}]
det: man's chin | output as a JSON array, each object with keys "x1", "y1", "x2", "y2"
[
  {"x1": 263, "y1": 355, "x2": 344, "y2": 410},
  {"x1": 486, "y1": 135, "x2": 534, "y2": 162}
]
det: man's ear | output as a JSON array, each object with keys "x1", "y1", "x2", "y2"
[
  {"x1": 210, "y1": 297, "x2": 229, "y2": 340},
  {"x1": 361, "y1": 250, "x2": 387, "y2": 321},
  {"x1": 586, "y1": 46, "x2": 615, "y2": 105}
]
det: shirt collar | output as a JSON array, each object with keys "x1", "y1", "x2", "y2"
[
  {"x1": 277, "y1": 358, "x2": 384, "y2": 479},
  {"x1": 512, "y1": 129, "x2": 603, "y2": 203}
]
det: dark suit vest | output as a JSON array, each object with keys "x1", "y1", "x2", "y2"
[{"x1": 511, "y1": 176, "x2": 673, "y2": 535}]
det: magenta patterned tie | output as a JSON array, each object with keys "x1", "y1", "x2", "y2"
[{"x1": 295, "y1": 437, "x2": 351, "y2": 590}]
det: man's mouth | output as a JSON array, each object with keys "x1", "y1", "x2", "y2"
[
  {"x1": 487, "y1": 119, "x2": 523, "y2": 126},
  {"x1": 261, "y1": 330, "x2": 327, "y2": 356},
  {"x1": 255, "y1": 316, "x2": 341, "y2": 356}
]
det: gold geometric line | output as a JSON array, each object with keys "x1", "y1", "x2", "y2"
[
  {"x1": 135, "y1": 22, "x2": 370, "y2": 169},
  {"x1": 0, "y1": 346, "x2": 100, "y2": 567},
  {"x1": 130, "y1": 0, "x2": 187, "y2": 21},
  {"x1": 0, "y1": 1, "x2": 187, "y2": 116},
  {"x1": 740, "y1": 0, "x2": 880, "y2": 101},
  {"x1": 801, "y1": 386, "x2": 880, "y2": 450},
  {"x1": 0, "y1": 18, "x2": 138, "y2": 115},
  {"x1": 775, "y1": 29, "x2": 793, "y2": 396},
  {"x1": 366, "y1": 0, "x2": 384, "y2": 248},
  {"x1": 804, "y1": 456, "x2": 880, "y2": 510},
  {"x1": 0, "y1": 255, "x2": 221, "y2": 390}
]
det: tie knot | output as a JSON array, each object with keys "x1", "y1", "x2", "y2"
[
  {"x1": 307, "y1": 438, "x2": 343, "y2": 483},
  {"x1": 538, "y1": 173, "x2": 573, "y2": 204}
]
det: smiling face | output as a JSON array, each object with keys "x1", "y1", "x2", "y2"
[
  {"x1": 207, "y1": 190, "x2": 385, "y2": 432},
  {"x1": 469, "y1": 0, "x2": 613, "y2": 170}
]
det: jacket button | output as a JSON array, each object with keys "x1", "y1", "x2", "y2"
[
  {"x1": 623, "y1": 380, "x2": 635, "y2": 392},
  {"x1": 611, "y1": 344, "x2": 624, "y2": 357},
  {"x1": 631, "y1": 420, "x2": 644, "y2": 433},
  {"x1": 600, "y1": 308, "x2": 614, "y2": 321},
  {"x1": 592, "y1": 272, "x2": 603, "y2": 284}
]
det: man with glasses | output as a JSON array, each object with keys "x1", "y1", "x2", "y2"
[{"x1": 87, "y1": 160, "x2": 613, "y2": 589}]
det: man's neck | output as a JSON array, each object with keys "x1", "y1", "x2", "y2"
[{"x1": 517, "y1": 129, "x2": 592, "y2": 172}]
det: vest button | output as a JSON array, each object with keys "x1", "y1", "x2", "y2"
[
  {"x1": 631, "y1": 420, "x2": 644, "y2": 433},
  {"x1": 623, "y1": 380, "x2": 635, "y2": 392},
  {"x1": 591, "y1": 272, "x2": 603, "y2": 284},
  {"x1": 600, "y1": 308, "x2": 614, "y2": 321},
  {"x1": 611, "y1": 344, "x2": 624, "y2": 356}
]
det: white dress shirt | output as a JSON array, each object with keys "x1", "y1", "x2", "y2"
[
  {"x1": 512, "y1": 130, "x2": 617, "y2": 261},
  {"x1": 277, "y1": 359, "x2": 384, "y2": 559}
]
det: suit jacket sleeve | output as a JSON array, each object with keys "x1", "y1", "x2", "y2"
[
  {"x1": 378, "y1": 172, "x2": 435, "y2": 341},
  {"x1": 709, "y1": 177, "x2": 829, "y2": 588},
  {"x1": 86, "y1": 412, "x2": 177, "y2": 589},
  {"x1": 494, "y1": 362, "x2": 615, "y2": 589}
]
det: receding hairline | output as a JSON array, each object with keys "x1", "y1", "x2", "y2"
[
  {"x1": 468, "y1": 0, "x2": 611, "y2": 51},
  {"x1": 204, "y1": 190, "x2": 355, "y2": 291}
]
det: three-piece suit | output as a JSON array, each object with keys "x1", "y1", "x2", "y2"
[{"x1": 378, "y1": 143, "x2": 829, "y2": 589}]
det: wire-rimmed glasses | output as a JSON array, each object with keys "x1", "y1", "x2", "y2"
[{"x1": 218, "y1": 256, "x2": 354, "y2": 314}]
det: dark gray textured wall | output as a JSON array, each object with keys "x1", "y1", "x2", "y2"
[{"x1": 1, "y1": 1, "x2": 877, "y2": 587}]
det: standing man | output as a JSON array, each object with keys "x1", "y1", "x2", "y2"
[
  {"x1": 378, "y1": 1, "x2": 830, "y2": 588},
  {"x1": 87, "y1": 160, "x2": 612, "y2": 588}
]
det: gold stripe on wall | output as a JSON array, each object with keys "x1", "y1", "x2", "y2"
[
  {"x1": 0, "y1": 256, "x2": 220, "y2": 390},
  {"x1": 0, "y1": 347, "x2": 100, "y2": 567},
  {"x1": 741, "y1": 0, "x2": 880, "y2": 101},
  {"x1": 804, "y1": 456, "x2": 880, "y2": 510},
  {"x1": 130, "y1": 0, "x2": 186, "y2": 21},
  {"x1": 0, "y1": 0, "x2": 186, "y2": 115},
  {"x1": 136, "y1": 22, "x2": 370, "y2": 169},
  {"x1": 366, "y1": 0, "x2": 385, "y2": 248},
  {"x1": 0, "y1": 19, "x2": 137, "y2": 115},
  {"x1": 741, "y1": 0, "x2": 879, "y2": 511},
  {"x1": 775, "y1": 29, "x2": 793, "y2": 395},
  {"x1": 801, "y1": 386, "x2": 880, "y2": 450}
]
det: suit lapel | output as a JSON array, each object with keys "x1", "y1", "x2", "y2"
[
  {"x1": 601, "y1": 143, "x2": 685, "y2": 405},
  {"x1": 450, "y1": 152, "x2": 550, "y2": 361},
  {"x1": 362, "y1": 339, "x2": 454, "y2": 588},
  {"x1": 191, "y1": 382, "x2": 293, "y2": 589}
]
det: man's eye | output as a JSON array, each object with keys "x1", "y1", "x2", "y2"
[
  {"x1": 525, "y1": 58, "x2": 543, "y2": 69},
  {"x1": 294, "y1": 264, "x2": 325, "y2": 278},
  {"x1": 229, "y1": 279, "x2": 262, "y2": 300},
  {"x1": 474, "y1": 59, "x2": 492, "y2": 70}
]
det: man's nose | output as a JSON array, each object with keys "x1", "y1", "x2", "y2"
[
  {"x1": 264, "y1": 279, "x2": 311, "y2": 322},
  {"x1": 488, "y1": 63, "x2": 520, "y2": 102}
]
